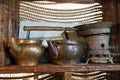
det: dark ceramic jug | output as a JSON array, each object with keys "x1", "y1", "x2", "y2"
[{"x1": 47, "y1": 40, "x2": 87, "y2": 65}]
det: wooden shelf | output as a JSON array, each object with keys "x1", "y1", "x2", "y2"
[{"x1": 0, "y1": 64, "x2": 120, "y2": 73}]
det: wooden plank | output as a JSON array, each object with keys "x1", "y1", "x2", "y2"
[
  {"x1": 3, "y1": 0, "x2": 12, "y2": 66},
  {"x1": 102, "y1": 0, "x2": 120, "y2": 63},
  {"x1": 20, "y1": 0, "x2": 101, "y2": 3},
  {"x1": 107, "y1": 71, "x2": 120, "y2": 80},
  {"x1": 0, "y1": 64, "x2": 119, "y2": 73},
  {"x1": 117, "y1": 0, "x2": 120, "y2": 51},
  {"x1": 8, "y1": 0, "x2": 19, "y2": 38},
  {"x1": 34, "y1": 73, "x2": 38, "y2": 80},
  {"x1": 0, "y1": 0, "x2": 6, "y2": 66},
  {"x1": 63, "y1": 72, "x2": 72, "y2": 80}
]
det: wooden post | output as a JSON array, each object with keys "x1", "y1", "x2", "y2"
[
  {"x1": 102, "y1": 0, "x2": 119, "y2": 53},
  {"x1": 34, "y1": 73, "x2": 38, "y2": 80},
  {"x1": 63, "y1": 72, "x2": 72, "y2": 80},
  {"x1": 0, "y1": 0, "x2": 6, "y2": 66}
]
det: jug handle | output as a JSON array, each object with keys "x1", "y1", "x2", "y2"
[
  {"x1": 53, "y1": 41, "x2": 58, "y2": 58},
  {"x1": 47, "y1": 40, "x2": 58, "y2": 58}
]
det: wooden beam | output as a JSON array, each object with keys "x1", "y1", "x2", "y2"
[
  {"x1": 0, "y1": 0, "x2": 20, "y2": 66},
  {"x1": 0, "y1": 0, "x2": 7, "y2": 66},
  {"x1": 63, "y1": 72, "x2": 72, "y2": 80},
  {"x1": 8, "y1": 0, "x2": 20, "y2": 38},
  {"x1": 20, "y1": 0, "x2": 101, "y2": 3},
  {"x1": 0, "y1": 64, "x2": 119, "y2": 73},
  {"x1": 102, "y1": 0, "x2": 119, "y2": 54},
  {"x1": 117, "y1": 0, "x2": 120, "y2": 51},
  {"x1": 102, "y1": 0, "x2": 118, "y2": 21}
]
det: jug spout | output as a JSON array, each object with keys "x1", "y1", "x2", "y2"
[
  {"x1": 8, "y1": 37, "x2": 21, "y2": 53},
  {"x1": 47, "y1": 40, "x2": 58, "y2": 58}
]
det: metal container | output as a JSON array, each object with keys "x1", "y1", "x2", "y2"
[
  {"x1": 8, "y1": 37, "x2": 45, "y2": 66},
  {"x1": 73, "y1": 21, "x2": 113, "y2": 63},
  {"x1": 47, "y1": 40, "x2": 87, "y2": 65},
  {"x1": 74, "y1": 21, "x2": 112, "y2": 36},
  {"x1": 85, "y1": 34, "x2": 113, "y2": 63},
  {"x1": 85, "y1": 34, "x2": 110, "y2": 49}
]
